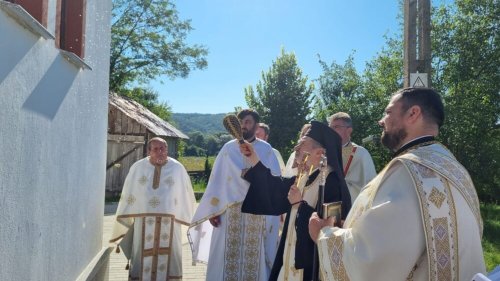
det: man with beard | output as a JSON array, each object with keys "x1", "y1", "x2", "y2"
[
  {"x1": 309, "y1": 88, "x2": 486, "y2": 281},
  {"x1": 238, "y1": 121, "x2": 351, "y2": 281},
  {"x1": 188, "y1": 109, "x2": 281, "y2": 281}
]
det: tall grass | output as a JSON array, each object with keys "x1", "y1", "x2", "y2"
[
  {"x1": 192, "y1": 178, "x2": 207, "y2": 193},
  {"x1": 179, "y1": 156, "x2": 215, "y2": 171},
  {"x1": 481, "y1": 203, "x2": 500, "y2": 271}
]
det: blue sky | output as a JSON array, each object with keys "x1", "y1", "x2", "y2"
[{"x1": 151, "y1": 1, "x2": 403, "y2": 114}]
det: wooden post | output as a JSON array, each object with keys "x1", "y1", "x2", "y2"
[{"x1": 404, "y1": 0, "x2": 431, "y2": 88}]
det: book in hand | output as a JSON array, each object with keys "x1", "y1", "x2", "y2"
[{"x1": 322, "y1": 201, "x2": 342, "y2": 224}]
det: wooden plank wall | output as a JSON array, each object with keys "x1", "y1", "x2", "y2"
[
  {"x1": 108, "y1": 105, "x2": 147, "y2": 135},
  {"x1": 105, "y1": 135, "x2": 179, "y2": 194},
  {"x1": 106, "y1": 135, "x2": 145, "y2": 194},
  {"x1": 106, "y1": 104, "x2": 182, "y2": 195}
]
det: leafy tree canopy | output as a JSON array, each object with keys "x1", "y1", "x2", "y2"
[
  {"x1": 110, "y1": 0, "x2": 208, "y2": 92},
  {"x1": 245, "y1": 48, "x2": 314, "y2": 156}
]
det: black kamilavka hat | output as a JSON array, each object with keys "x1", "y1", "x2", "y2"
[{"x1": 305, "y1": 121, "x2": 345, "y2": 177}]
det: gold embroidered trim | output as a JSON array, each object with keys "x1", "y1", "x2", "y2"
[
  {"x1": 445, "y1": 179, "x2": 460, "y2": 280},
  {"x1": 401, "y1": 146, "x2": 482, "y2": 237},
  {"x1": 403, "y1": 160, "x2": 459, "y2": 281},
  {"x1": 433, "y1": 217, "x2": 452, "y2": 280},
  {"x1": 223, "y1": 203, "x2": 263, "y2": 281},
  {"x1": 326, "y1": 234, "x2": 350, "y2": 281},
  {"x1": 224, "y1": 204, "x2": 242, "y2": 280},
  {"x1": 428, "y1": 187, "x2": 446, "y2": 209}
]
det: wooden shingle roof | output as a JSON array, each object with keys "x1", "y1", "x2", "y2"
[{"x1": 109, "y1": 92, "x2": 188, "y2": 139}]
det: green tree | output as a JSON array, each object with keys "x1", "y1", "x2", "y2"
[
  {"x1": 313, "y1": 37, "x2": 404, "y2": 171},
  {"x1": 432, "y1": 0, "x2": 500, "y2": 203},
  {"x1": 124, "y1": 87, "x2": 172, "y2": 121},
  {"x1": 313, "y1": 53, "x2": 363, "y2": 123},
  {"x1": 245, "y1": 48, "x2": 314, "y2": 155},
  {"x1": 110, "y1": 0, "x2": 208, "y2": 92}
]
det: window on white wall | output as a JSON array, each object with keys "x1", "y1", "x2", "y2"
[
  {"x1": 56, "y1": 0, "x2": 87, "y2": 58},
  {"x1": 6, "y1": 0, "x2": 48, "y2": 27}
]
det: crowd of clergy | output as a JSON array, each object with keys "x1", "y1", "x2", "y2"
[{"x1": 110, "y1": 87, "x2": 486, "y2": 281}]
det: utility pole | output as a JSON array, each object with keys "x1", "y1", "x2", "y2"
[{"x1": 404, "y1": 0, "x2": 432, "y2": 88}]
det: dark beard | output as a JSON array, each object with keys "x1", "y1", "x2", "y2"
[
  {"x1": 242, "y1": 126, "x2": 256, "y2": 140},
  {"x1": 381, "y1": 127, "x2": 407, "y2": 151}
]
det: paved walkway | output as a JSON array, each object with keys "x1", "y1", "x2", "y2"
[{"x1": 103, "y1": 204, "x2": 206, "y2": 280}]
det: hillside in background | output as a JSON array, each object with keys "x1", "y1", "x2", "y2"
[{"x1": 172, "y1": 113, "x2": 226, "y2": 134}]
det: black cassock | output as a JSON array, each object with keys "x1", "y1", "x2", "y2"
[{"x1": 241, "y1": 161, "x2": 352, "y2": 281}]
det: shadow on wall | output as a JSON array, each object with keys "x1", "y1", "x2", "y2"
[
  {"x1": 22, "y1": 55, "x2": 79, "y2": 120},
  {"x1": 0, "y1": 13, "x2": 38, "y2": 86}
]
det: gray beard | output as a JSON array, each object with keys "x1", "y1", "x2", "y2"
[{"x1": 381, "y1": 127, "x2": 407, "y2": 151}]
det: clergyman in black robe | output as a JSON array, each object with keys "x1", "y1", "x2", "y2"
[{"x1": 239, "y1": 121, "x2": 352, "y2": 281}]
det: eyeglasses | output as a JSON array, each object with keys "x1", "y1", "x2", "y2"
[{"x1": 331, "y1": 125, "x2": 350, "y2": 129}]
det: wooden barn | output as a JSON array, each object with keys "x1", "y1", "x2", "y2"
[{"x1": 106, "y1": 92, "x2": 189, "y2": 196}]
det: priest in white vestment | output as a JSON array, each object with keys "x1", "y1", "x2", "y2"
[
  {"x1": 328, "y1": 112, "x2": 377, "y2": 203},
  {"x1": 110, "y1": 137, "x2": 196, "y2": 281},
  {"x1": 309, "y1": 88, "x2": 486, "y2": 281},
  {"x1": 188, "y1": 109, "x2": 281, "y2": 281}
]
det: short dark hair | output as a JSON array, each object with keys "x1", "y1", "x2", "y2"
[
  {"x1": 237, "y1": 109, "x2": 260, "y2": 123},
  {"x1": 395, "y1": 88, "x2": 445, "y2": 128}
]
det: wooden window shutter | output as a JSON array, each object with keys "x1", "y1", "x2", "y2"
[
  {"x1": 7, "y1": 0, "x2": 48, "y2": 27},
  {"x1": 58, "y1": 0, "x2": 87, "y2": 58}
]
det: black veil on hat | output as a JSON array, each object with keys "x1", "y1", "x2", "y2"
[{"x1": 304, "y1": 121, "x2": 345, "y2": 178}]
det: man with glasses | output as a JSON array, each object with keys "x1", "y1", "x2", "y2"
[
  {"x1": 110, "y1": 137, "x2": 196, "y2": 280},
  {"x1": 328, "y1": 112, "x2": 376, "y2": 203}
]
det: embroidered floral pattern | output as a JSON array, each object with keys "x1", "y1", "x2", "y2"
[
  {"x1": 158, "y1": 263, "x2": 167, "y2": 272},
  {"x1": 149, "y1": 196, "x2": 160, "y2": 208},
  {"x1": 242, "y1": 214, "x2": 262, "y2": 281},
  {"x1": 428, "y1": 187, "x2": 446, "y2": 208},
  {"x1": 405, "y1": 147, "x2": 482, "y2": 236},
  {"x1": 126, "y1": 194, "x2": 136, "y2": 205},
  {"x1": 404, "y1": 159, "x2": 459, "y2": 281},
  {"x1": 210, "y1": 197, "x2": 219, "y2": 206},
  {"x1": 224, "y1": 204, "x2": 242, "y2": 280},
  {"x1": 164, "y1": 176, "x2": 174, "y2": 187},
  {"x1": 138, "y1": 175, "x2": 148, "y2": 185},
  {"x1": 416, "y1": 164, "x2": 436, "y2": 178},
  {"x1": 327, "y1": 235, "x2": 350, "y2": 281},
  {"x1": 161, "y1": 233, "x2": 170, "y2": 241},
  {"x1": 433, "y1": 217, "x2": 452, "y2": 280}
]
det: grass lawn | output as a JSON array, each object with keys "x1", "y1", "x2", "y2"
[
  {"x1": 179, "y1": 156, "x2": 215, "y2": 171},
  {"x1": 481, "y1": 203, "x2": 500, "y2": 271}
]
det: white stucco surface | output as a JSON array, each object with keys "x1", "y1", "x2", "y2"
[{"x1": 0, "y1": 0, "x2": 111, "y2": 280}]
